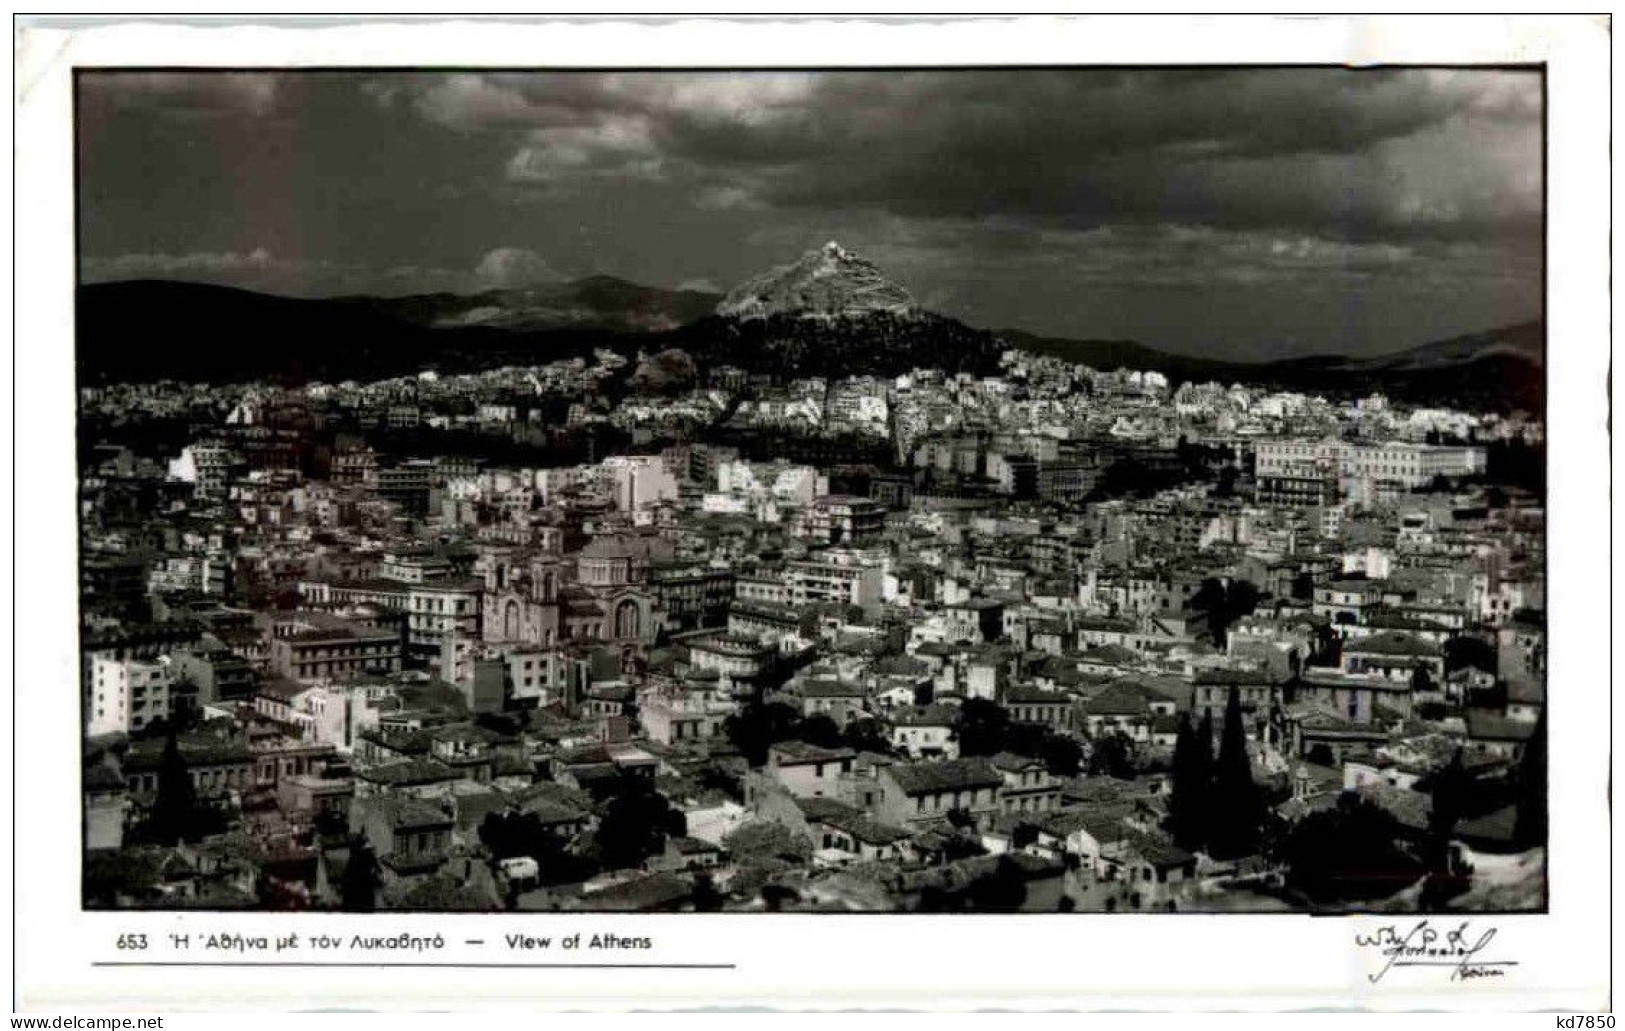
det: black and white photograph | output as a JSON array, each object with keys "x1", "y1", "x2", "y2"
[
  {"x1": 13, "y1": 13, "x2": 1613, "y2": 1015},
  {"x1": 71, "y1": 60, "x2": 1554, "y2": 917}
]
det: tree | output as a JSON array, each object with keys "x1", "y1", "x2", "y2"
[
  {"x1": 760, "y1": 883, "x2": 799, "y2": 913},
  {"x1": 1514, "y1": 710, "x2": 1547, "y2": 849},
  {"x1": 84, "y1": 848, "x2": 162, "y2": 908},
  {"x1": 1420, "y1": 748, "x2": 1474, "y2": 909},
  {"x1": 794, "y1": 714, "x2": 844, "y2": 750},
  {"x1": 596, "y1": 775, "x2": 684, "y2": 871},
  {"x1": 1426, "y1": 748, "x2": 1470, "y2": 869},
  {"x1": 339, "y1": 835, "x2": 382, "y2": 913},
  {"x1": 967, "y1": 856, "x2": 1029, "y2": 913},
  {"x1": 939, "y1": 833, "x2": 988, "y2": 861},
  {"x1": 1166, "y1": 714, "x2": 1208, "y2": 851},
  {"x1": 314, "y1": 807, "x2": 350, "y2": 844},
  {"x1": 1282, "y1": 793, "x2": 1425, "y2": 904},
  {"x1": 145, "y1": 727, "x2": 203, "y2": 846},
  {"x1": 481, "y1": 810, "x2": 596, "y2": 886},
  {"x1": 1086, "y1": 732, "x2": 1136, "y2": 779},
  {"x1": 1207, "y1": 686, "x2": 1264, "y2": 859},
  {"x1": 628, "y1": 348, "x2": 698, "y2": 396},
  {"x1": 1189, "y1": 578, "x2": 1262, "y2": 648},
  {"x1": 1444, "y1": 636, "x2": 1496, "y2": 677},
  {"x1": 1194, "y1": 709, "x2": 1215, "y2": 843},
  {"x1": 691, "y1": 871, "x2": 726, "y2": 913},
  {"x1": 1039, "y1": 734, "x2": 1083, "y2": 778},
  {"x1": 841, "y1": 717, "x2": 896, "y2": 757},
  {"x1": 722, "y1": 701, "x2": 802, "y2": 766},
  {"x1": 955, "y1": 698, "x2": 1010, "y2": 757},
  {"x1": 1410, "y1": 665, "x2": 1436, "y2": 698},
  {"x1": 723, "y1": 820, "x2": 812, "y2": 863},
  {"x1": 1000, "y1": 721, "x2": 1048, "y2": 759}
]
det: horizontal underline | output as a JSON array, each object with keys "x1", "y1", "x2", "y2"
[
  {"x1": 92, "y1": 956, "x2": 741, "y2": 962},
  {"x1": 1391, "y1": 961, "x2": 1519, "y2": 967}
]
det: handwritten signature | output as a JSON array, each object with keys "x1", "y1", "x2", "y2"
[{"x1": 1355, "y1": 920, "x2": 1517, "y2": 983}]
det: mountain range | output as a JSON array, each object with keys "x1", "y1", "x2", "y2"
[{"x1": 76, "y1": 242, "x2": 1543, "y2": 411}]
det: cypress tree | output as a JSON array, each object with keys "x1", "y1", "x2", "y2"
[
  {"x1": 147, "y1": 725, "x2": 199, "y2": 846},
  {"x1": 1514, "y1": 709, "x2": 1547, "y2": 848},
  {"x1": 1167, "y1": 714, "x2": 1205, "y2": 850},
  {"x1": 340, "y1": 835, "x2": 381, "y2": 913},
  {"x1": 1209, "y1": 685, "x2": 1263, "y2": 859},
  {"x1": 1167, "y1": 715, "x2": 1193, "y2": 843},
  {"x1": 1427, "y1": 748, "x2": 1469, "y2": 871},
  {"x1": 1194, "y1": 707, "x2": 1215, "y2": 848},
  {"x1": 1420, "y1": 747, "x2": 1473, "y2": 908}
]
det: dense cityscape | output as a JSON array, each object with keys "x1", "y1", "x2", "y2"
[{"x1": 78, "y1": 239, "x2": 1548, "y2": 915}]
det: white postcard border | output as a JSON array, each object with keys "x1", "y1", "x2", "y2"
[{"x1": 12, "y1": 14, "x2": 1612, "y2": 1012}]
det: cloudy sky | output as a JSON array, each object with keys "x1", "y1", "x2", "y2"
[{"x1": 77, "y1": 68, "x2": 1541, "y2": 359}]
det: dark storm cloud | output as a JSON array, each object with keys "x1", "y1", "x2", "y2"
[
  {"x1": 76, "y1": 68, "x2": 1542, "y2": 356},
  {"x1": 382, "y1": 69, "x2": 1540, "y2": 242}
]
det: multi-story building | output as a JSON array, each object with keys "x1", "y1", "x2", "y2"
[
  {"x1": 268, "y1": 613, "x2": 403, "y2": 682},
  {"x1": 875, "y1": 756, "x2": 1003, "y2": 831},
  {"x1": 167, "y1": 442, "x2": 241, "y2": 499},
  {"x1": 375, "y1": 460, "x2": 435, "y2": 514},
  {"x1": 761, "y1": 741, "x2": 857, "y2": 799},
  {"x1": 639, "y1": 692, "x2": 733, "y2": 746},
  {"x1": 87, "y1": 655, "x2": 175, "y2": 737},
  {"x1": 1255, "y1": 470, "x2": 1339, "y2": 508},
  {"x1": 783, "y1": 558, "x2": 885, "y2": 608},
  {"x1": 802, "y1": 495, "x2": 886, "y2": 545},
  {"x1": 649, "y1": 564, "x2": 735, "y2": 632},
  {"x1": 599, "y1": 455, "x2": 680, "y2": 512},
  {"x1": 687, "y1": 634, "x2": 776, "y2": 686},
  {"x1": 405, "y1": 580, "x2": 483, "y2": 659},
  {"x1": 1255, "y1": 439, "x2": 1486, "y2": 494}
]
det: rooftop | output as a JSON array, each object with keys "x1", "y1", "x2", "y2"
[{"x1": 885, "y1": 757, "x2": 1003, "y2": 796}]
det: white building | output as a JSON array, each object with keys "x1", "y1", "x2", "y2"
[
  {"x1": 1255, "y1": 438, "x2": 1486, "y2": 493},
  {"x1": 87, "y1": 656, "x2": 174, "y2": 737},
  {"x1": 166, "y1": 443, "x2": 238, "y2": 498},
  {"x1": 600, "y1": 455, "x2": 679, "y2": 512}
]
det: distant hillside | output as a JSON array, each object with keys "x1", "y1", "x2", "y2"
[
  {"x1": 76, "y1": 280, "x2": 619, "y2": 385},
  {"x1": 669, "y1": 310, "x2": 1004, "y2": 381},
  {"x1": 995, "y1": 329, "x2": 1257, "y2": 383},
  {"x1": 366, "y1": 275, "x2": 720, "y2": 333},
  {"x1": 76, "y1": 277, "x2": 1542, "y2": 412},
  {"x1": 1001, "y1": 321, "x2": 1544, "y2": 412}
]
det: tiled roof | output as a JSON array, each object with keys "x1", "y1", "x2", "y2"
[
  {"x1": 888, "y1": 705, "x2": 956, "y2": 727},
  {"x1": 1080, "y1": 644, "x2": 1142, "y2": 665},
  {"x1": 1083, "y1": 681, "x2": 1159, "y2": 716},
  {"x1": 770, "y1": 740, "x2": 856, "y2": 765},
  {"x1": 799, "y1": 679, "x2": 868, "y2": 699},
  {"x1": 1194, "y1": 668, "x2": 1275, "y2": 686},
  {"x1": 571, "y1": 872, "x2": 693, "y2": 911},
  {"x1": 357, "y1": 757, "x2": 458, "y2": 786},
  {"x1": 1002, "y1": 683, "x2": 1068, "y2": 705},
  {"x1": 885, "y1": 757, "x2": 1002, "y2": 796},
  {"x1": 988, "y1": 751, "x2": 1043, "y2": 772},
  {"x1": 370, "y1": 794, "x2": 454, "y2": 830}
]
